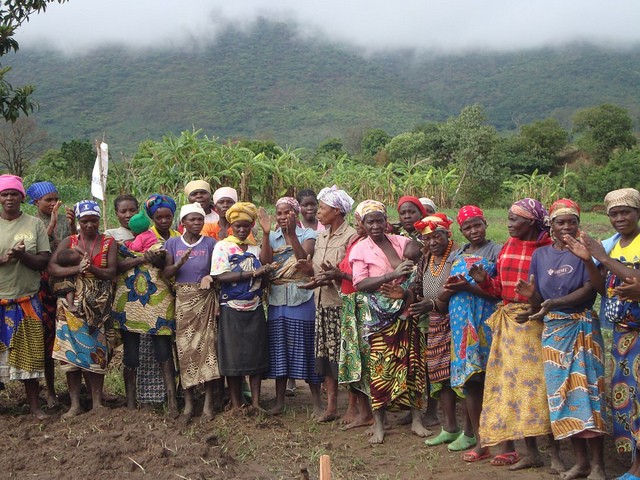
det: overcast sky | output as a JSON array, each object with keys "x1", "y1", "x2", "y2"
[{"x1": 15, "y1": 0, "x2": 640, "y2": 55}]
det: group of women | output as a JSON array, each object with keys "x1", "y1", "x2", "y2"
[{"x1": 1, "y1": 171, "x2": 639, "y2": 480}]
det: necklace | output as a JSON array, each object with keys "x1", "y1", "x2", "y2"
[
  {"x1": 79, "y1": 233, "x2": 100, "y2": 265},
  {"x1": 429, "y1": 240, "x2": 453, "y2": 276}
]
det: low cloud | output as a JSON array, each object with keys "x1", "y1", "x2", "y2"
[{"x1": 15, "y1": 0, "x2": 640, "y2": 55}]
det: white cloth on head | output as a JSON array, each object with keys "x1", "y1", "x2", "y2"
[
  {"x1": 213, "y1": 187, "x2": 238, "y2": 204},
  {"x1": 317, "y1": 185, "x2": 354, "y2": 214},
  {"x1": 179, "y1": 203, "x2": 206, "y2": 222}
]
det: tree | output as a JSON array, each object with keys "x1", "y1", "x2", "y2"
[
  {"x1": 0, "y1": 116, "x2": 47, "y2": 176},
  {"x1": 572, "y1": 103, "x2": 637, "y2": 163},
  {"x1": 0, "y1": 1, "x2": 68, "y2": 121},
  {"x1": 438, "y1": 104, "x2": 500, "y2": 205},
  {"x1": 360, "y1": 128, "x2": 391, "y2": 160},
  {"x1": 386, "y1": 131, "x2": 428, "y2": 166},
  {"x1": 315, "y1": 137, "x2": 345, "y2": 158},
  {"x1": 61, "y1": 139, "x2": 95, "y2": 180}
]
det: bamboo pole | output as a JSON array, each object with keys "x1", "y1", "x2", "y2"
[{"x1": 319, "y1": 455, "x2": 331, "y2": 480}]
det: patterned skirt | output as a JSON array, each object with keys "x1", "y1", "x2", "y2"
[
  {"x1": 426, "y1": 312, "x2": 451, "y2": 396},
  {"x1": 266, "y1": 298, "x2": 322, "y2": 383},
  {"x1": 479, "y1": 303, "x2": 552, "y2": 447},
  {"x1": 315, "y1": 305, "x2": 341, "y2": 379},
  {"x1": 175, "y1": 283, "x2": 219, "y2": 388},
  {"x1": 137, "y1": 334, "x2": 167, "y2": 403},
  {"x1": 338, "y1": 293, "x2": 371, "y2": 396},
  {"x1": 612, "y1": 323, "x2": 640, "y2": 453},
  {"x1": 0, "y1": 295, "x2": 45, "y2": 381},
  {"x1": 542, "y1": 310, "x2": 607, "y2": 440},
  {"x1": 369, "y1": 317, "x2": 426, "y2": 411},
  {"x1": 53, "y1": 277, "x2": 113, "y2": 374}
]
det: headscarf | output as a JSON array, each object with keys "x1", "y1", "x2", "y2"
[
  {"x1": 184, "y1": 179, "x2": 211, "y2": 197},
  {"x1": 0, "y1": 174, "x2": 26, "y2": 198},
  {"x1": 414, "y1": 213, "x2": 453, "y2": 235},
  {"x1": 419, "y1": 197, "x2": 437, "y2": 213},
  {"x1": 225, "y1": 202, "x2": 258, "y2": 224},
  {"x1": 275, "y1": 196, "x2": 300, "y2": 214},
  {"x1": 549, "y1": 198, "x2": 580, "y2": 221},
  {"x1": 397, "y1": 195, "x2": 427, "y2": 218},
  {"x1": 509, "y1": 198, "x2": 550, "y2": 237},
  {"x1": 356, "y1": 200, "x2": 386, "y2": 220},
  {"x1": 128, "y1": 211, "x2": 151, "y2": 235},
  {"x1": 26, "y1": 181, "x2": 57, "y2": 204},
  {"x1": 457, "y1": 205, "x2": 485, "y2": 226},
  {"x1": 213, "y1": 187, "x2": 238, "y2": 204},
  {"x1": 604, "y1": 188, "x2": 640, "y2": 213},
  {"x1": 317, "y1": 185, "x2": 354, "y2": 214},
  {"x1": 179, "y1": 203, "x2": 206, "y2": 223},
  {"x1": 144, "y1": 194, "x2": 177, "y2": 217},
  {"x1": 75, "y1": 200, "x2": 101, "y2": 219}
]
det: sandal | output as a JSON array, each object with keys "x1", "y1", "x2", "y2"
[
  {"x1": 448, "y1": 433, "x2": 477, "y2": 452},
  {"x1": 462, "y1": 450, "x2": 491, "y2": 462},
  {"x1": 490, "y1": 451, "x2": 520, "y2": 466},
  {"x1": 424, "y1": 427, "x2": 461, "y2": 446}
]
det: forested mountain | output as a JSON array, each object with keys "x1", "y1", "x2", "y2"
[{"x1": 7, "y1": 19, "x2": 640, "y2": 153}]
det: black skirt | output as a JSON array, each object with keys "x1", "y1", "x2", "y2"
[{"x1": 217, "y1": 305, "x2": 268, "y2": 376}]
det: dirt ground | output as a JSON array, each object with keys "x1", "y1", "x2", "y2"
[{"x1": 0, "y1": 374, "x2": 631, "y2": 480}]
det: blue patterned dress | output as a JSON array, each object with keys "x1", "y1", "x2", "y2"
[{"x1": 448, "y1": 241, "x2": 500, "y2": 396}]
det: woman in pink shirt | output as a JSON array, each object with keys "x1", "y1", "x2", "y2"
[{"x1": 349, "y1": 200, "x2": 429, "y2": 444}]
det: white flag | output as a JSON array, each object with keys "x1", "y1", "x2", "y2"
[{"x1": 91, "y1": 142, "x2": 109, "y2": 200}]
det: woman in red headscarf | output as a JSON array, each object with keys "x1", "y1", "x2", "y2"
[
  {"x1": 438, "y1": 206, "x2": 502, "y2": 460},
  {"x1": 396, "y1": 196, "x2": 427, "y2": 240}
]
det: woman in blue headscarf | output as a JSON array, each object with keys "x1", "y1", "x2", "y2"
[
  {"x1": 26, "y1": 180, "x2": 76, "y2": 407},
  {"x1": 112, "y1": 194, "x2": 179, "y2": 414},
  {"x1": 48, "y1": 200, "x2": 118, "y2": 417}
]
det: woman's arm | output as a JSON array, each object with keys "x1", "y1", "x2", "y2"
[
  {"x1": 258, "y1": 207, "x2": 273, "y2": 265},
  {"x1": 117, "y1": 256, "x2": 146, "y2": 273},
  {"x1": 355, "y1": 260, "x2": 414, "y2": 292},
  {"x1": 163, "y1": 247, "x2": 192, "y2": 279}
]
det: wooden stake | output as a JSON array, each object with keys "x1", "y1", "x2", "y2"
[{"x1": 319, "y1": 455, "x2": 331, "y2": 480}]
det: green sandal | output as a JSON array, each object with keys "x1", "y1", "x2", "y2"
[
  {"x1": 424, "y1": 427, "x2": 461, "y2": 446},
  {"x1": 447, "y1": 433, "x2": 477, "y2": 452}
]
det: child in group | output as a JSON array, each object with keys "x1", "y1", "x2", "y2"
[
  {"x1": 50, "y1": 247, "x2": 86, "y2": 313},
  {"x1": 123, "y1": 211, "x2": 153, "y2": 252}
]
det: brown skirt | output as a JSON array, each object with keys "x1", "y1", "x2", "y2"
[{"x1": 175, "y1": 283, "x2": 220, "y2": 389}]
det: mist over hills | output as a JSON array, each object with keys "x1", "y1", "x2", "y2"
[{"x1": 7, "y1": 19, "x2": 640, "y2": 154}]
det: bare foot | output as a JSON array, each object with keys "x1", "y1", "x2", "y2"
[
  {"x1": 341, "y1": 409, "x2": 359, "y2": 425},
  {"x1": 369, "y1": 422, "x2": 385, "y2": 444},
  {"x1": 315, "y1": 411, "x2": 338, "y2": 423},
  {"x1": 46, "y1": 394, "x2": 59, "y2": 409},
  {"x1": 422, "y1": 412, "x2": 440, "y2": 427},
  {"x1": 312, "y1": 406, "x2": 324, "y2": 419},
  {"x1": 268, "y1": 405, "x2": 285, "y2": 416},
  {"x1": 509, "y1": 455, "x2": 544, "y2": 471},
  {"x1": 199, "y1": 412, "x2": 215, "y2": 423},
  {"x1": 31, "y1": 408, "x2": 47, "y2": 420},
  {"x1": 62, "y1": 406, "x2": 83, "y2": 419},
  {"x1": 586, "y1": 464, "x2": 605, "y2": 480},
  {"x1": 180, "y1": 409, "x2": 194, "y2": 425},
  {"x1": 411, "y1": 419, "x2": 433, "y2": 438},
  {"x1": 550, "y1": 457, "x2": 566, "y2": 475},
  {"x1": 560, "y1": 464, "x2": 591, "y2": 480},
  {"x1": 341, "y1": 415, "x2": 374, "y2": 430}
]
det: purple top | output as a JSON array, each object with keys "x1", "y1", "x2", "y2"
[
  {"x1": 529, "y1": 245, "x2": 594, "y2": 313},
  {"x1": 165, "y1": 235, "x2": 217, "y2": 284}
]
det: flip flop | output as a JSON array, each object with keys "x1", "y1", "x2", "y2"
[
  {"x1": 462, "y1": 451, "x2": 491, "y2": 462},
  {"x1": 490, "y1": 451, "x2": 520, "y2": 466}
]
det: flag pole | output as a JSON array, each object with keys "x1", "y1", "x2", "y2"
[{"x1": 95, "y1": 138, "x2": 108, "y2": 233}]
